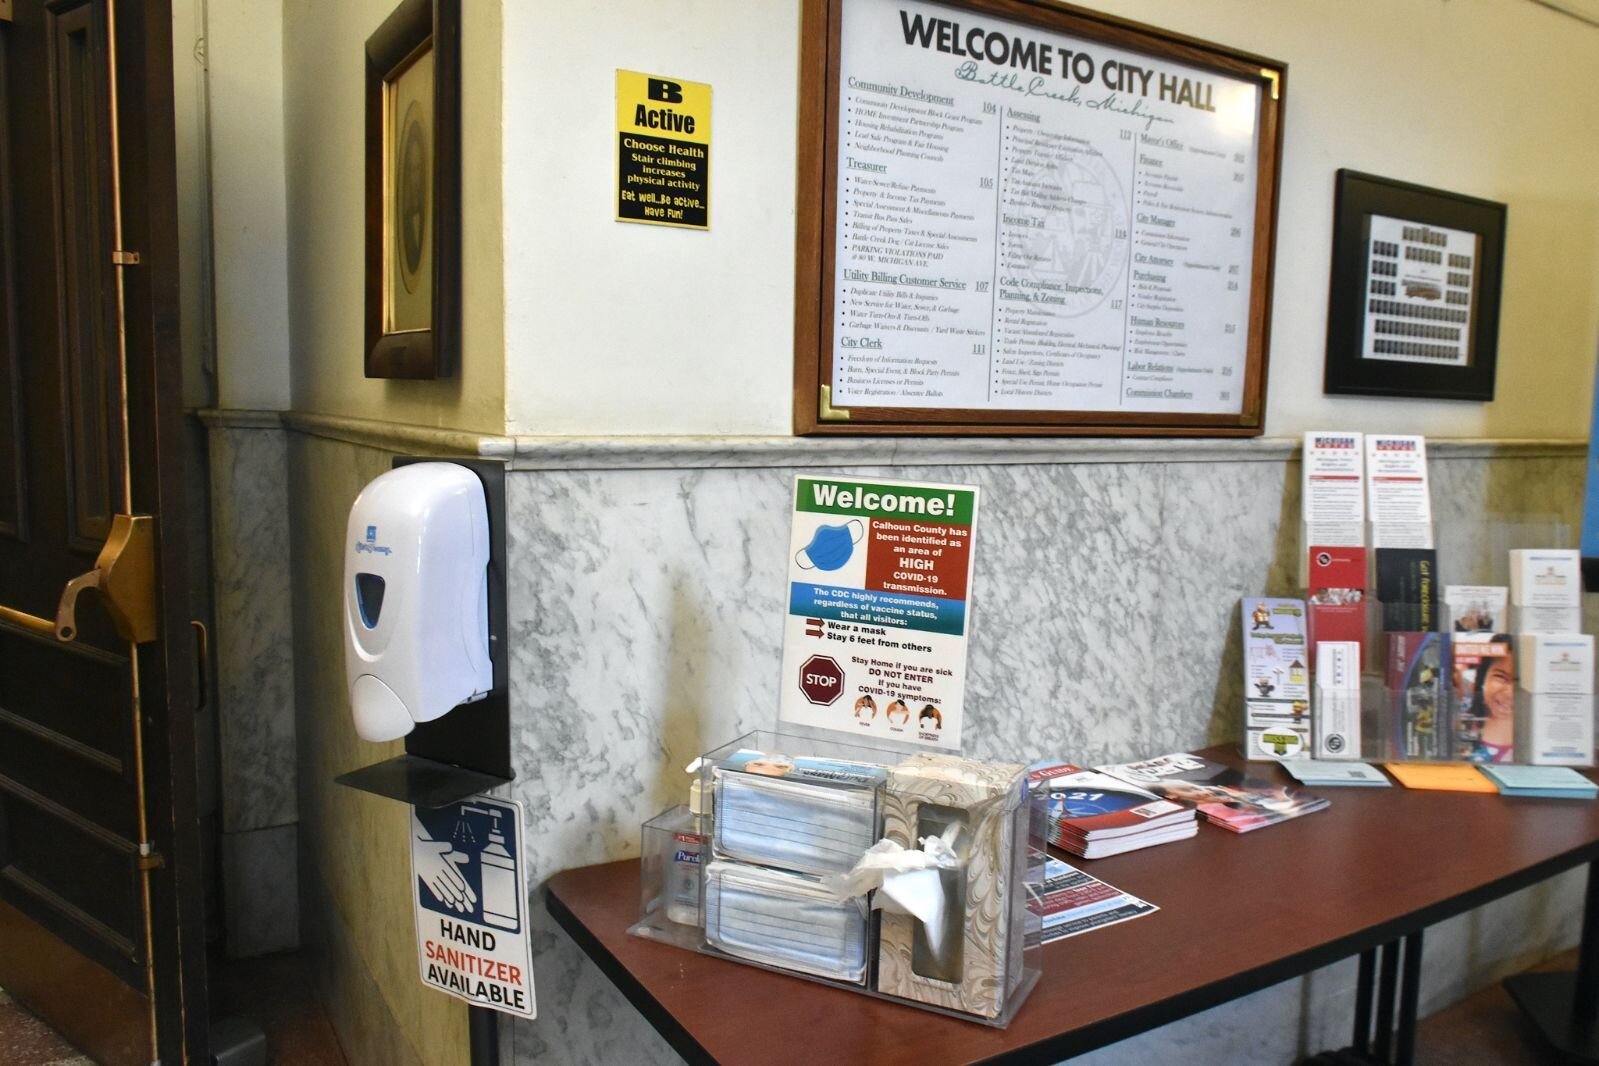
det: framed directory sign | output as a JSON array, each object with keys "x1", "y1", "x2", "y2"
[{"x1": 793, "y1": 0, "x2": 1286, "y2": 436}]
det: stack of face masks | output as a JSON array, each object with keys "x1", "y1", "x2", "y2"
[
  {"x1": 702, "y1": 861, "x2": 869, "y2": 982},
  {"x1": 700, "y1": 750, "x2": 887, "y2": 984}
]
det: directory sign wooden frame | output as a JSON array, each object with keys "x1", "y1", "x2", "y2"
[{"x1": 794, "y1": 0, "x2": 1286, "y2": 436}]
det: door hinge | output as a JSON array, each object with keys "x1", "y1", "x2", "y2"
[
  {"x1": 137, "y1": 842, "x2": 164, "y2": 871},
  {"x1": 112, "y1": 249, "x2": 141, "y2": 265}
]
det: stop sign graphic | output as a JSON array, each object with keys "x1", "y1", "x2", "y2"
[{"x1": 799, "y1": 655, "x2": 845, "y2": 706}]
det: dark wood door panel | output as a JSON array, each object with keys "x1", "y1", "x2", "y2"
[
  {"x1": 47, "y1": 0, "x2": 120, "y2": 552},
  {"x1": 0, "y1": 790, "x2": 141, "y2": 986},
  {"x1": 0, "y1": 627, "x2": 131, "y2": 759},
  {"x1": 0, "y1": 0, "x2": 205, "y2": 1059},
  {"x1": 0, "y1": 26, "x2": 22, "y2": 543},
  {"x1": 0, "y1": 720, "x2": 132, "y2": 834}
]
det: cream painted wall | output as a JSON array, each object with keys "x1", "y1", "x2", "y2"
[
  {"x1": 283, "y1": 0, "x2": 505, "y2": 434},
  {"x1": 501, "y1": 0, "x2": 1599, "y2": 438},
  {"x1": 207, "y1": 0, "x2": 292, "y2": 410},
  {"x1": 171, "y1": 0, "x2": 212, "y2": 410},
  {"x1": 501, "y1": 0, "x2": 800, "y2": 436}
]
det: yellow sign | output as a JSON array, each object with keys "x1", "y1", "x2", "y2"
[{"x1": 615, "y1": 70, "x2": 710, "y2": 229}]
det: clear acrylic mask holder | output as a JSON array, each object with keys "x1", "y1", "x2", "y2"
[{"x1": 631, "y1": 730, "x2": 1045, "y2": 1028}]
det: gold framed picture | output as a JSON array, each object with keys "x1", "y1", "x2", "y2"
[{"x1": 365, "y1": 0, "x2": 459, "y2": 379}]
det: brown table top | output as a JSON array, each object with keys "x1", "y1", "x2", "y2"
[{"x1": 545, "y1": 750, "x2": 1599, "y2": 1065}]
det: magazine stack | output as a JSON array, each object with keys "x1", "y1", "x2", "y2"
[
  {"x1": 1100, "y1": 752, "x2": 1330, "y2": 835},
  {"x1": 1028, "y1": 763, "x2": 1199, "y2": 858}
]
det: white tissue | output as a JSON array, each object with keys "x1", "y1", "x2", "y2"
[{"x1": 826, "y1": 824, "x2": 964, "y2": 962}]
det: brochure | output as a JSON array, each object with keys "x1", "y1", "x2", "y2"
[
  {"x1": 1037, "y1": 858, "x2": 1159, "y2": 945},
  {"x1": 1452, "y1": 634, "x2": 1516, "y2": 763},
  {"x1": 1479, "y1": 764, "x2": 1597, "y2": 799},
  {"x1": 1383, "y1": 763, "x2": 1497, "y2": 793},
  {"x1": 1029, "y1": 764, "x2": 1194, "y2": 839},
  {"x1": 1284, "y1": 760, "x2": 1392, "y2": 788},
  {"x1": 1100, "y1": 752, "x2": 1329, "y2": 832}
]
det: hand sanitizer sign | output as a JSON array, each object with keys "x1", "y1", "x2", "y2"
[{"x1": 410, "y1": 795, "x2": 536, "y2": 1018}]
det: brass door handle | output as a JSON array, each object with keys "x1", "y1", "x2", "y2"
[{"x1": 0, "y1": 514, "x2": 157, "y2": 644}]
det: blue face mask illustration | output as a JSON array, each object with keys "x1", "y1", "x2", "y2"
[{"x1": 796, "y1": 519, "x2": 864, "y2": 571}]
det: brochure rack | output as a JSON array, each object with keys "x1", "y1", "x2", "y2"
[{"x1": 1274, "y1": 518, "x2": 1595, "y2": 768}]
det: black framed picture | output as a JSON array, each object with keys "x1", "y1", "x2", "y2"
[
  {"x1": 364, "y1": 0, "x2": 460, "y2": 379},
  {"x1": 1324, "y1": 170, "x2": 1506, "y2": 401}
]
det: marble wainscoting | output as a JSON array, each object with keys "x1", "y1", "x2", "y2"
[
  {"x1": 497, "y1": 444, "x2": 1590, "y2": 1066},
  {"x1": 203, "y1": 412, "x2": 301, "y2": 956}
]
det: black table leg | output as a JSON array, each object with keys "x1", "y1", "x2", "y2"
[
  {"x1": 1395, "y1": 930, "x2": 1423, "y2": 1066},
  {"x1": 1353, "y1": 948, "x2": 1377, "y2": 1054},
  {"x1": 1505, "y1": 856, "x2": 1599, "y2": 1060},
  {"x1": 1375, "y1": 940, "x2": 1400, "y2": 1062}
]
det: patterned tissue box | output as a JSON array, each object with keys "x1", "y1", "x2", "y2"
[{"x1": 877, "y1": 753, "x2": 1030, "y2": 1018}]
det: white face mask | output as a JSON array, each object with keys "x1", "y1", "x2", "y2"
[
  {"x1": 703, "y1": 861, "x2": 869, "y2": 984},
  {"x1": 713, "y1": 770, "x2": 879, "y2": 876}
]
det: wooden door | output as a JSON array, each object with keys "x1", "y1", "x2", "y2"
[{"x1": 0, "y1": 0, "x2": 207, "y2": 1062}]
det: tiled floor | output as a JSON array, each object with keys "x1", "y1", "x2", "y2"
[
  {"x1": 210, "y1": 950, "x2": 347, "y2": 1066},
  {"x1": 1410, "y1": 949, "x2": 1576, "y2": 1066},
  {"x1": 0, "y1": 986, "x2": 92, "y2": 1066}
]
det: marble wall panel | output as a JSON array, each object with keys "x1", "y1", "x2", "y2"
[
  {"x1": 221, "y1": 823, "x2": 300, "y2": 957},
  {"x1": 208, "y1": 424, "x2": 298, "y2": 832}
]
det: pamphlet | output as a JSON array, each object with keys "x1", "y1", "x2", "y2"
[
  {"x1": 1029, "y1": 764, "x2": 1192, "y2": 839},
  {"x1": 1284, "y1": 760, "x2": 1391, "y2": 788},
  {"x1": 1375, "y1": 548, "x2": 1437, "y2": 632},
  {"x1": 1452, "y1": 634, "x2": 1516, "y2": 763},
  {"x1": 1100, "y1": 752, "x2": 1329, "y2": 832},
  {"x1": 1509, "y1": 549, "x2": 1582, "y2": 608},
  {"x1": 1480, "y1": 764, "x2": 1597, "y2": 799},
  {"x1": 1364, "y1": 435, "x2": 1433, "y2": 548},
  {"x1": 1525, "y1": 691, "x2": 1596, "y2": 766},
  {"x1": 1444, "y1": 585, "x2": 1507, "y2": 633},
  {"x1": 1302, "y1": 432, "x2": 1366, "y2": 549},
  {"x1": 1242, "y1": 599, "x2": 1309, "y2": 702},
  {"x1": 778, "y1": 475, "x2": 978, "y2": 750},
  {"x1": 1386, "y1": 632, "x2": 1450, "y2": 761},
  {"x1": 1384, "y1": 762, "x2": 1496, "y2": 793},
  {"x1": 1038, "y1": 858, "x2": 1159, "y2": 945}
]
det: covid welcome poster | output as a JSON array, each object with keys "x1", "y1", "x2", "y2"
[{"x1": 778, "y1": 475, "x2": 979, "y2": 750}]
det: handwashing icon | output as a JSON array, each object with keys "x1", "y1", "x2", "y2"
[
  {"x1": 796, "y1": 520, "x2": 865, "y2": 571},
  {"x1": 413, "y1": 800, "x2": 523, "y2": 934}
]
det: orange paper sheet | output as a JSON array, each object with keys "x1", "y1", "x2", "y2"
[{"x1": 1384, "y1": 763, "x2": 1497, "y2": 793}]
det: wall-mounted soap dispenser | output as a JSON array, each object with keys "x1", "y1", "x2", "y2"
[{"x1": 343, "y1": 462, "x2": 492, "y2": 742}]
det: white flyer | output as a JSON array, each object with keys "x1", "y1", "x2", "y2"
[
  {"x1": 1365, "y1": 435, "x2": 1433, "y2": 548},
  {"x1": 1302, "y1": 431, "x2": 1365, "y2": 547},
  {"x1": 777, "y1": 475, "x2": 979, "y2": 750}
]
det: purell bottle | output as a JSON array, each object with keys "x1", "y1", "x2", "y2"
[{"x1": 666, "y1": 779, "x2": 707, "y2": 926}]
